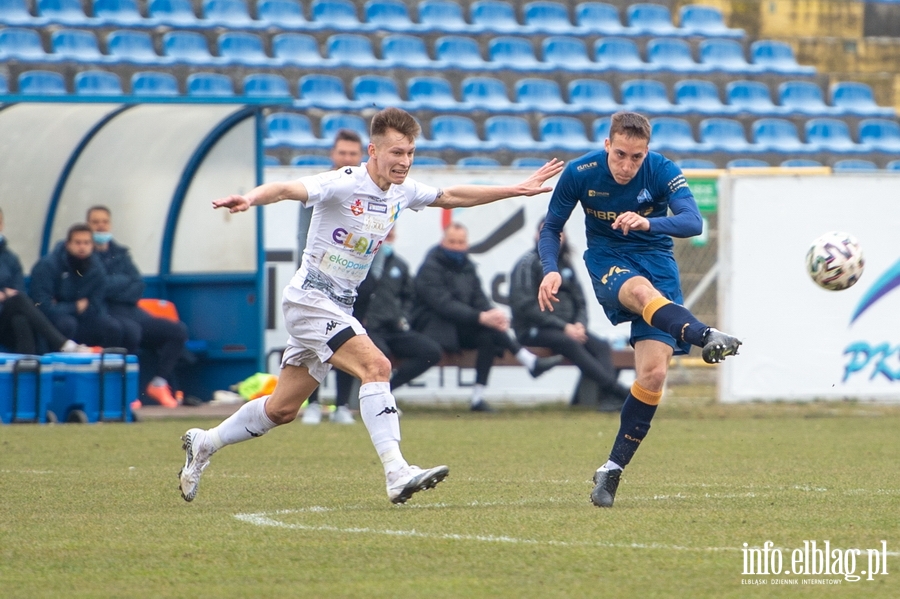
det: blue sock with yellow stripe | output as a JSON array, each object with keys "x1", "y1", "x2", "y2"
[
  {"x1": 642, "y1": 297, "x2": 708, "y2": 347},
  {"x1": 608, "y1": 382, "x2": 662, "y2": 469}
]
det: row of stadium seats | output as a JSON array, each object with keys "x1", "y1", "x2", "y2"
[
  {"x1": 0, "y1": 28, "x2": 807, "y2": 75},
  {"x1": 0, "y1": 0, "x2": 744, "y2": 38},
  {"x1": 263, "y1": 111, "x2": 900, "y2": 155},
  {"x1": 4, "y1": 68, "x2": 889, "y2": 120}
]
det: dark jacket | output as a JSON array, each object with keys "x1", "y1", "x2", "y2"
[
  {"x1": 29, "y1": 243, "x2": 109, "y2": 321},
  {"x1": 412, "y1": 245, "x2": 493, "y2": 352},
  {"x1": 0, "y1": 238, "x2": 25, "y2": 292},
  {"x1": 355, "y1": 249, "x2": 415, "y2": 334},
  {"x1": 94, "y1": 240, "x2": 144, "y2": 306},
  {"x1": 510, "y1": 247, "x2": 588, "y2": 340}
]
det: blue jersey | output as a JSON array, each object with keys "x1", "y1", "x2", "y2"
[{"x1": 540, "y1": 150, "x2": 701, "y2": 275}]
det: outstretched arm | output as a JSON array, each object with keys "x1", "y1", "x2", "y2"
[
  {"x1": 212, "y1": 180, "x2": 311, "y2": 213},
  {"x1": 429, "y1": 159, "x2": 564, "y2": 209}
]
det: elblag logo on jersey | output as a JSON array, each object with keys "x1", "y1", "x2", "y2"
[{"x1": 332, "y1": 228, "x2": 382, "y2": 255}]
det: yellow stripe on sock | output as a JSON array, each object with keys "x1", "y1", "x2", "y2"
[
  {"x1": 641, "y1": 296, "x2": 672, "y2": 325},
  {"x1": 630, "y1": 382, "x2": 663, "y2": 406}
]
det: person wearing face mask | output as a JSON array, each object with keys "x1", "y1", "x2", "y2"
[
  {"x1": 86, "y1": 205, "x2": 188, "y2": 409},
  {"x1": 0, "y1": 209, "x2": 91, "y2": 354},
  {"x1": 413, "y1": 222, "x2": 563, "y2": 412},
  {"x1": 29, "y1": 223, "x2": 125, "y2": 349}
]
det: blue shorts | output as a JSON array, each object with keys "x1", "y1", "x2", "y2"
[{"x1": 585, "y1": 245, "x2": 690, "y2": 355}]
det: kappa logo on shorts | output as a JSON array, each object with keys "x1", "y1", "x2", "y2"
[
  {"x1": 600, "y1": 266, "x2": 630, "y2": 285},
  {"x1": 325, "y1": 320, "x2": 340, "y2": 334}
]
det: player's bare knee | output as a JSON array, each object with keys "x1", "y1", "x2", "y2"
[
  {"x1": 266, "y1": 402, "x2": 300, "y2": 425},
  {"x1": 637, "y1": 363, "x2": 668, "y2": 391},
  {"x1": 361, "y1": 354, "x2": 393, "y2": 382}
]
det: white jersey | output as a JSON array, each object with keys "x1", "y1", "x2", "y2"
[{"x1": 292, "y1": 165, "x2": 438, "y2": 308}]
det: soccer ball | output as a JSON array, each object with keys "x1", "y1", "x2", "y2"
[{"x1": 805, "y1": 231, "x2": 865, "y2": 291}]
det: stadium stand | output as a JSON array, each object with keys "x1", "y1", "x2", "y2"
[
  {"x1": 511, "y1": 156, "x2": 547, "y2": 167},
  {"x1": 832, "y1": 159, "x2": 878, "y2": 172},
  {"x1": 470, "y1": 0, "x2": 521, "y2": 33},
  {"x1": 218, "y1": 32, "x2": 270, "y2": 66},
  {"x1": 265, "y1": 112, "x2": 320, "y2": 148},
  {"x1": 412, "y1": 155, "x2": 448, "y2": 166},
  {"x1": 257, "y1": 0, "x2": 307, "y2": 28},
  {"x1": 0, "y1": 73, "x2": 7, "y2": 93},
  {"x1": 621, "y1": 79, "x2": 677, "y2": 113},
  {"x1": 568, "y1": 78, "x2": 621, "y2": 113},
  {"x1": 804, "y1": 117, "x2": 865, "y2": 153},
  {"x1": 777, "y1": 80, "x2": 833, "y2": 115},
  {"x1": 886, "y1": 160, "x2": 900, "y2": 171},
  {"x1": 326, "y1": 33, "x2": 381, "y2": 68},
  {"x1": 830, "y1": 81, "x2": 894, "y2": 116},
  {"x1": 726, "y1": 80, "x2": 782, "y2": 114},
  {"x1": 626, "y1": 3, "x2": 680, "y2": 36},
  {"x1": 858, "y1": 118, "x2": 900, "y2": 152},
  {"x1": 424, "y1": 115, "x2": 484, "y2": 151},
  {"x1": 780, "y1": 159, "x2": 823, "y2": 168},
  {"x1": 381, "y1": 34, "x2": 433, "y2": 68},
  {"x1": 18, "y1": 69, "x2": 67, "y2": 94},
  {"x1": 539, "y1": 115, "x2": 592, "y2": 152},
  {"x1": 514, "y1": 78, "x2": 570, "y2": 112},
  {"x1": 488, "y1": 36, "x2": 548, "y2": 71},
  {"x1": 312, "y1": 0, "x2": 362, "y2": 30},
  {"x1": 107, "y1": 30, "x2": 161, "y2": 64},
  {"x1": 575, "y1": 2, "x2": 626, "y2": 35},
  {"x1": 435, "y1": 35, "x2": 486, "y2": 69},
  {"x1": 457, "y1": 156, "x2": 501, "y2": 167},
  {"x1": 51, "y1": 29, "x2": 105, "y2": 62},
  {"x1": 243, "y1": 73, "x2": 291, "y2": 97},
  {"x1": 38, "y1": 0, "x2": 92, "y2": 25},
  {"x1": 594, "y1": 37, "x2": 646, "y2": 71},
  {"x1": 541, "y1": 36, "x2": 595, "y2": 71},
  {"x1": 699, "y1": 117, "x2": 751, "y2": 152},
  {"x1": 462, "y1": 76, "x2": 516, "y2": 111},
  {"x1": 484, "y1": 115, "x2": 537, "y2": 150},
  {"x1": 406, "y1": 76, "x2": 459, "y2": 110},
  {"x1": 0, "y1": 0, "x2": 47, "y2": 26},
  {"x1": 364, "y1": 0, "x2": 417, "y2": 32},
  {"x1": 162, "y1": 31, "x2": 219, "y2": 65},
  {"x1": 297, "y1": 73, "x2": 354, "y2": 109},
  {"x1": 74, "y1": 69, "x2": 124, "y2": 94},
  {"x1": 698, "y1": 38, "x2": 758, "y2": 74},
  {"x1": 291, "y1": 154, "x2": 333, "y2": 166},
  {"x1": 649, "y1": 117, "x2": 698, "y2": 152},
  {"x1": 319, "y1": 112, "x2": 368, "y2": 143},
  {"x1": 674, "y1": 79, "x2": 731, "y2": 114},
  {"x1": 186, "y1": 72, "x2": 235, "y2": 96},
  {"x1": 417, "y1": 0, "x2": 468, "y2": 32},
  {"x1": 523, "y1": 1, "x2": 574, "y2": 34},
  {"x1": 273, "y1": 33, "x2": 325, "y2": 66},
  {"x1": 646, "y1": 38, "x2": 705, "y2": 73},
  {"x1": 352, "y1": 74, "x2": 404, "y2": 107},
  {"x1": 0, "y1": 27, "x2": 50, "y2": 61},
  {"x1": 94, "y1": 0, "x2": 147, "y2": 27},
  {"x1": 676, "y1": 158, "x2": 717, "y2": 169},
  {"x1": 148, "y1": 0, "x2": 200, "y2": 27},
  {"x1": 750, "y1": 40, "x2": 816, "y2": 75},
  {"x1": 727, "y1": 158, "x2": 769, "y2": 168},
  {"x1": 751, "y1": 118, "x2": 809, "y2": 152},
  {"x1": 678, "y1": 5, "x2": 743, "y2": 38},
  {"x1": 130, "y1": 71, "x2": 179, "y2": 95}
]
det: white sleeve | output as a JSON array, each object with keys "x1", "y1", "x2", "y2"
[
  {"x1": 298, "y1": 170, "x2": 344, "y2": 207},
  {"x1": 405, "y1": 178, "x2": 439, "y2": 211}
]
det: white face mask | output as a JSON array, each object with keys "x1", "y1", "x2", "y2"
[{"x1": 93, "y1": 232, "x2": 113, "y2": 244}]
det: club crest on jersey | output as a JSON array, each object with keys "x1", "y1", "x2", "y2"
[
  {"x1": 637, "y1": 189, "x2": 653, "y2": 204},
  {"x1": 350, "y1": 199, "x2": 364, "y2": 216}
]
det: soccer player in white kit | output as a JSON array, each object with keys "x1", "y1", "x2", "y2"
[{"x1": 179, "y1": 107, "x2": 564, "y2": 504}]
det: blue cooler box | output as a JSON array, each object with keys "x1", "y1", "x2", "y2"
[
  {"x1": 0, "y1": 353, "x2": 54, "y2": 424},
  {"x1": 48, "y1": 352, "x2": 139, "y2": 423}
]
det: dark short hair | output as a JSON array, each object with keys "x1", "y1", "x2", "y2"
[
  {"x1": 67, "y1": 223, "x2": 93, "y2": 242},
  {"x1": 609, "y1": 111, "x2": 651, "y2": 143},
  {"x1": 370, "y1": 107, "x2": 420, "y2": 141},
  {"x1": 332, "y1": 128, "x2": 363, "y2": 148},
  {"x1": 86, "y1": 205, "x2": 111, "y2": 220}
]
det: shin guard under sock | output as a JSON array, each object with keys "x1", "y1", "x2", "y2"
[{"x1": 608, "y1": 383, "x2": 662, "y2": 469}]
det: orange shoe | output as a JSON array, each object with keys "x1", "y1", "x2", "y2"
[{"x1": 146, "y1": 382, "x2": 179, "y2": 408}]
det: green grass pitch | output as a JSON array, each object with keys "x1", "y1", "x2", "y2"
[{"x1": 1, "y1": 393, "x2": 898, "y2": 598}]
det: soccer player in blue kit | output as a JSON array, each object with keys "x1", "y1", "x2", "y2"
[{"x1": 537, "y1": 112, "x2": 742, "y2": 508}]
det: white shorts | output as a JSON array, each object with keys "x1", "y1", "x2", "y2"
[{"x1": 280, "y1": 285, "x2": 366, "y2": 383}]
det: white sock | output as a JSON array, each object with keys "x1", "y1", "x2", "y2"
[
  {"x1": 603, "y1": 460, "x2": 623, "y2": 472},
  {"x1": 359, "y1": 381, "x2": 408, "y2": 475},
  {"x1": 207, "y1": 396, "x2": 277, "y2": 450},
  {"x1": 470, "y1": 383, "x2": 485, "y2": 405},
  {"x1": 515, "y1": 347, "x2": 537, "y2": 370}
]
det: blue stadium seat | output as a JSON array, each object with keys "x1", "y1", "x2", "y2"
[
  {"x1": 291, "y1": 154, "x2": 333, "y2": 166},
  {"x1": 627, "y1": 3, "x2": 679, "y2": 36},
  {"x1": 568, "y1": 78, "x2": 620, "y2": 112},
  {"x1": 38, "y1": 0, "x2": 91, "y2": 25},
  {"x1": 621, "y1": 79, "x2": 676, "y2": 113},
  {"x1": 512, "y1": 157, "x2": 549, "y2": 168},
  {"x1": 470, "y1": 0, "x2": 519, "y2": 32},
  {"x1": 18, "y1": 69, "x2": 67, "y2": 94},
  {"x1": 885, "y1": 159, "x2": 900, "y2": 171},
  {"x1": 751, "y1": 118, "x2": 808, "y2": 152},
  {"x1": 417, "y1": 0, "x2": 468, "y2": 32},
  {"x1": 243, "y1": 73, "x2": 291, "y2": 97},
  {"x1": 542, "y1": 36, "x2": 595, "y2": 71},
  {"x1": 457, "y1": 156, "x2": 501, "y2": 168},
  {"x1": 163, "y1": 31, "x2": 219, "y2": 65},
  {"x1": 186, "y1": 72, "x2": 234, "y2": 96},
  {"x1": 74, "y1": 69, "x2": 123, "y2": 95},
  {"x1": 727, "y1": 158, "x2": 769, "y2": 168},
  {"x1": 461, "y1": 76, "x2": 514, "y2": 111},
  {"x1": 725, "y1": 80, "x2": 781, "y2": 114},
  {"x1": 0, "y1": 27, "x2": 49, "y2": 61},
  {"x1": 858, "y1": 118, "x2": 900, "y2": 152},
  {"x1": 412, "y1": 155, "x2": 448, "y2": 166},
  {"x1": 539, "y1": 116, "x2": 591, "y2": 151},
  {"x1": 93, "y1": 0, "x2": 146, "y2": 27},
  {"x1": 148, "y1": 0, "x2": 197, "y2": 26},
  {"x1": 352, "y1": 74, "x2": 403, "y2": 107},
  {"x1": 575, "y1": 2, "x2": 625, "y2": 34},
  {"x1": 523, "y1": 1, "x2": 573, "y2": 34},
  {"x1": 515, "y1": 78, "x2": 570, "y2": 112},
  {"x1": 257, "y1": 0, "x2": 306, "y2": 27},
  {"x1": 647, "y1": 38, "x2": 704, "y2": 72},
  {"x1": 435, "y1": 35, "x2": 486, "y2": 69},
  {"x1": 406, "y1": 76, "x2": 458, "y2": 110},
  {"x1": 381, "y1": 34, "x2": 432, "y2": 68},
  {"x1": 320, "y1": 112, "x2": 368, "y2": 144},
  {"x1": 425, "y1": 115, "x2": 484, "y2": 151},
  {"x1": 203, "y1": 0, "x2": 260, "y2": 28},
  {"x1": 832, "y1": 159, "x2": 878, "y2": 172},
  {"x1": 777, "y1": 80, "x2": 832, "y2": 115},
  {"x1": 326, "y1": 33, "x2": 381, "y2": 68},
  {"x1": 676, "y1": 158, "x2": 717, "y2": 169},
  {"x1": 484, "y1": 115, "x2": 536, "y2": 150},
  {"x1": 311, "y1": 0, "x2": 361, "y2": 29},
  {"x1": 750, "y1": 40, "x2": 815, "y2": 75},
  {"x1": 0, "y1": 0, "x2": 46, "y2": 26},
  {"x1": 0, "y1": 73, "x2": 7, "y2": 93},
  {"x1": 780, "y1": 159, "x2": 823, "y2": 168},
  {"x1": 678, "y1": 5, "x2": 743, "y2": 38},
  {"x1": 674, "y1": 79, "x2": 730, "y2": 114},
  {"x1": 488, "y1": 36, "x2": 547, "y2": 71},
  {"x1": 273, "y1": 33, "x2": 324, "y2": 66},
  {"x1": 297, "y1": 73, "x2": 354, "y2": 109},
  {"x1": 218, "y1": 32, "x2": 270, "y2": 65},
  {"x1": 649, "y1": 117, "x2": 698, "y2": 152},
  {"x1": 594, "y1": 37, "x2": 645, "y2": 72},
  {"x1": 698, "y1": 117, "x2": 750, "y2": 152},
  {"x1": 830, "y1": 81, "x2": 894, "y2": 117},
  {"x1": 365, "y1": 0, "x2": 416, "y2": 32},
  {"x1": 698, "y1": 38, "x2": 757, "y2": 74},
  {"x1": 107, "y1": 30, "x2": 159, "y2": 64},
  {"x1": 263, "y1": 155, "x2": 281, "y2": 166},
  {"x1": 592, "y1": 117, "x2": 610, "y2": 142},
  {"x1": 804, "y1": 118, "x2": 863, "y2": 153},
  {"x1": 265, "y1": 112, "x2": 320, "y2": 148},
  {"x1": 51, "y1": 29, "x2": 105, "y2": 62},
  {"x1": 130, "y1": 71, "x2": 179, "y2": 95}
]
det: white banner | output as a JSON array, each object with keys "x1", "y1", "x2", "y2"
[{"x1": 719, "y1": 174, "x2": 900, "y2": 403}]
